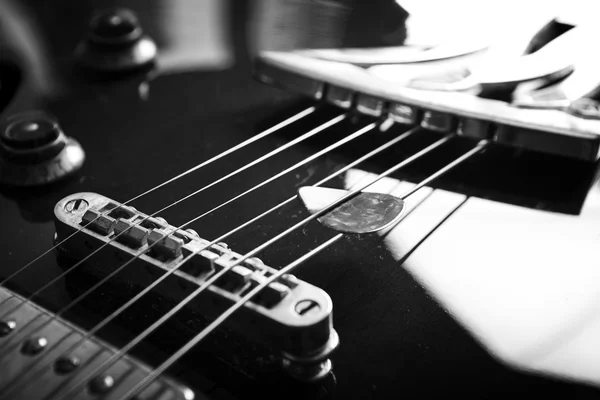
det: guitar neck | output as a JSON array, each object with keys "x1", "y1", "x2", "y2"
[{"x1": 0, "y1": 286, "x2": 192, "y2": 400}]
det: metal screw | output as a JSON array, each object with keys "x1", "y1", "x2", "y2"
[
  {"x1": 185, "y1": 229, "x2": 200, "y2": 238},
  {"x1": 154, "y1": 217, "x2": 168, "y2": 225},
  {"x1": 246, "y1": 257, "x2": 265, "y2": 273},
  {"x1": 295, "y1": 300, "x2": 321, "y2": 317},
  {"x1": 64, "y1": 199, "x2": 89, "y2": 214}
]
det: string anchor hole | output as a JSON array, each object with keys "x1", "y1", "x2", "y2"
[{"x1": 64, "y1": 199, "x2": 89, "y2": 214}]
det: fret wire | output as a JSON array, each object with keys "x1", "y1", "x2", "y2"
[
  {"x1": 0, "y1": 106, "x2": 317, "y2": 288},
  {"x1": 53, "y1": 130, "x2": 467, "y2": 400},
  {"x1": 3, "y1": 121, "x2": 414, "y2": 398},
  {"x1": 0, "y1": 113, "x2": 345, "y2": 323},
  {"x1": 125, "y1": 140, "x2": 489, "y2": 399}
]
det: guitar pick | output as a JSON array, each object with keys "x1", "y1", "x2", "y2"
[{"x1": 298, "y1": 187, "x2": 405, "y2": 234}]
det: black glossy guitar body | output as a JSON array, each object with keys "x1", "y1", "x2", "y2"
[{"x1": 1, "y1": 1, "x2": 600, "y2": 399}]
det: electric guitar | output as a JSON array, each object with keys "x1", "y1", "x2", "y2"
[{"x1": 1, "y1": 1, "x2": 600, "y2": 399}]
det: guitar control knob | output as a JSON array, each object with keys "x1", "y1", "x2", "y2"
[
  {"x1": 0, "y1": 112, "x2": 85, "y2": 186},
  {"x1": 75, "y1": 8, "x2": 157, "y2": 73}
]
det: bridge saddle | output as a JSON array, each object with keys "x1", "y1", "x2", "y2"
[{"x1": 53, "y1": 192, "x2": 338, "y2": 382}]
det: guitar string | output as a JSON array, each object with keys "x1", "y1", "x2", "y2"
[
  {"x1": 0, "y1": 106, "x2": 317, "y2": 288},
  {"x1": 56, "y1": 134, "x2": 484, "y2": 399},
  {"x1": 0, "y1": 113, "x2": 346, "y2": 322},
  {"x1": 54, "y1": 132, "x2": 460, "y2": 398},
  {"x1": 0, "y1": 119, "x2": 382, "y2": 392},
  {"x1": 3, "y1": 123, "x2": 421, "y2": 398},
  {"x1": 1, "y1": 123, "x2": 422, "y2": 398},
  {"x1": 128, "y1": 234, "x2": 345, "y2": 399},
  {"x1": 123, "y1": 140, "x2": 489, "y2": 399}
]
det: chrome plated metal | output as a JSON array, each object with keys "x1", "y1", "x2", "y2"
[
  {"x1": 406, "y1": 26, "x2": 583, "y2": 93},
  {"x1": 298, "y1": 41, "x2": 487, "y2": 66},
  {"x1": 122, "y1": 234, "x2": 345, "y2": 399},
  {"x1": 120, "y1": 137, "x2": 489, "y2": 397},
  {"x1": 0, "y1": 110, "x2": 335, "y2": 299},
  {"x1": 567, "y1": 98, "x2": 600, "y2": 120},
  {"x1": 8, "y1": 119, "x2": 380, "y2": 396},
  {"x1": 256, "y1": 49, "x2": 600, "y2": 160},
  {"x1": 0, "y1": 106, "x2": 318, "y2": 289}
]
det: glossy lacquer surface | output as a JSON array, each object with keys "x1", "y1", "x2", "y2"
[{"x1": 1, "y1": 1, "x2": 600, "y2": 399}]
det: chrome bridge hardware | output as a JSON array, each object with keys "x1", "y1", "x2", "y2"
[
  {"x1": 0, "y1": 286, "x2": 193, "y2": 400},
  {"x1": 54, "y1": 193, "x2": 338, "y2": 382},
  {"x1": 253, "y1": 24, "x2": 600, "y2": 161}
]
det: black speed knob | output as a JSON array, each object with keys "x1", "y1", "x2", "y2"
[
  {"x1": 88, "y1": 9, "x2": 142, "y2": 46},
  {"x1": 0, "y1": 112, "x2": 85, "y2": 186},
  {"x1": 2, "y1": 115, "x2": 60, "y2": 150},
  {"x1": 75, "y1": 8, "x2": 157, "y2": 73}
]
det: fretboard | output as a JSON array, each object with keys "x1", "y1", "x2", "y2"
[{"x1": 0, "y1": 286, "x2": 193, "y2": 400}]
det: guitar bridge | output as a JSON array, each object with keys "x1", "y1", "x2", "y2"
[
  {"x1": 53, "y1": 193, "x2": 338, "y2": 383},
  {"x1": 254, "y1": 45, "x2": 600, "y2": 161}
]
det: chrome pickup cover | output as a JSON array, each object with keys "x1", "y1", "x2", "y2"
[{"x1": 54, "y1": 193, "x2": 338, "y2": 382}]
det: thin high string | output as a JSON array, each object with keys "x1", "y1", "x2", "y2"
[
  {"x1": 2, "y1": 124, "x2": 421, "y2": 399},
  {"x1": 0, "y1": 106, "x2": 317, "y2": 287},
  {"x1": 118, "y1": 139, "x2": 491, "y2": 400},
  {"x1": 129, "y1": 234, "x2": 345, "y2": 399},
  {"x1": 129, "y1": 233, "x2": 345, "y2": 396},
  {"x1": 0, "y1": 120, "x2": 374, "y2": 385},
  {"x1": 0, "y1": 113, "x2": 345, "y2": 322},
  {"x1": 54, "y1": 133, "x2": 470, "y2": 400}
]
